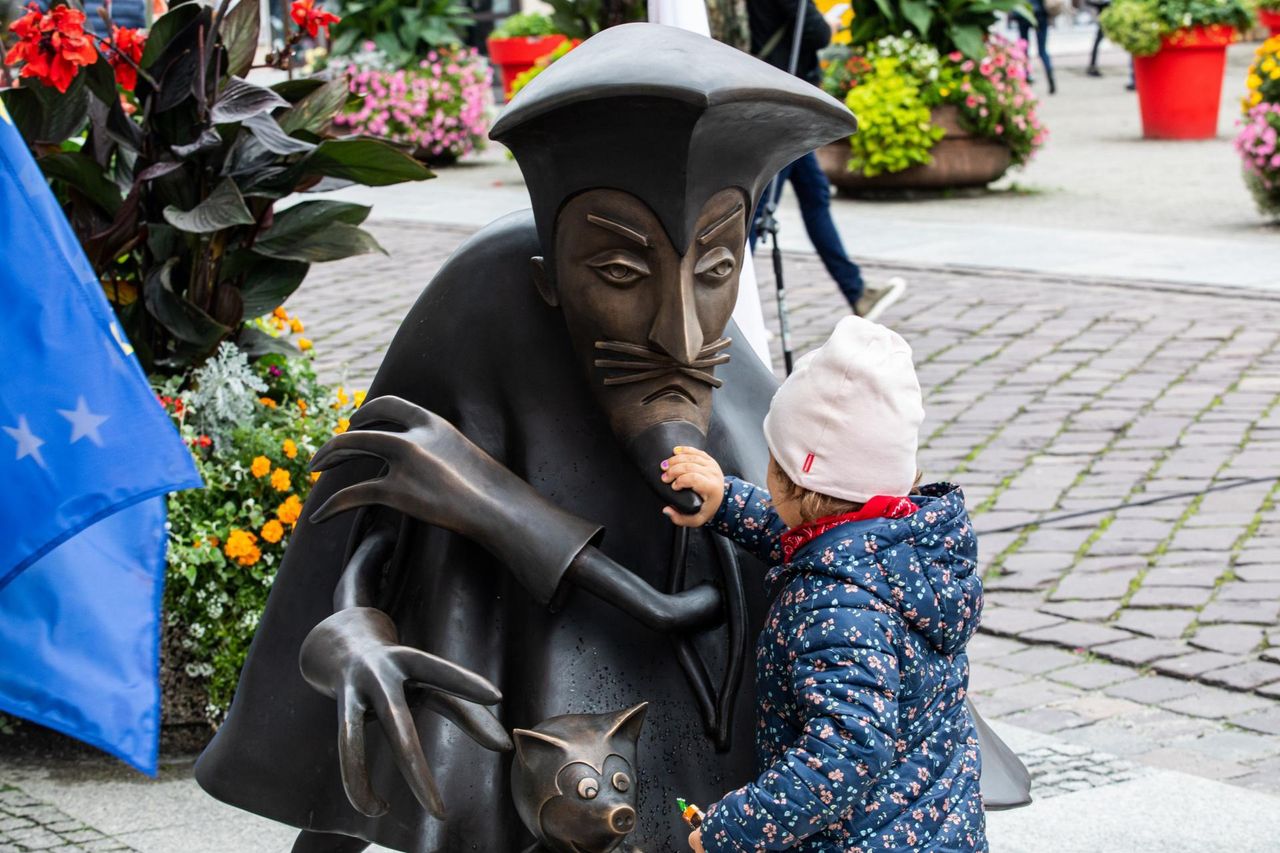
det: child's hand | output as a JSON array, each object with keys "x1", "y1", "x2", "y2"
[
  {"x1": 688, "y1": 828, "x2": 705, "y2": 852},
  {"x1": 660, "y1": 446, "x2": 724, "y2": 527}
]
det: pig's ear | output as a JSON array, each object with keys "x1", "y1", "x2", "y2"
[
  {"x1": 513, "y1": 728, "x2": 570, "y2": 768},
  {"x1": 604, "y1": 702, "x2": 649, "y2": 747}
]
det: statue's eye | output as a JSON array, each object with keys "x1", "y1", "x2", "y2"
[
  {"x1": 707, "y1": 259, "x2": 734, "y2": 278},
  {"x1": 695, "y1": 247, "x2": 736, "y2": 283},
  {"x1": 612, "y1": 772, "x2": 631, "y2": 792},
  {"x1": 587, "y1": 252, "x2": 650, "y2": 287},
  {"x1": 577, "y1": 778, "x2": 600, "y2": 799}
]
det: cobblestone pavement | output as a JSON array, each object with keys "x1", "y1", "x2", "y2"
[
  {"x1": 0, "y1": 785, "x2": 132, "y2": 852},
  {"x1": 288, "y1": 220, "x2": 1280, "y2": 793}
]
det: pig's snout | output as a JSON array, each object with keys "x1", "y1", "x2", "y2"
[{"x1": 609, "y1": 805, "x2": 636, "y2": 834}]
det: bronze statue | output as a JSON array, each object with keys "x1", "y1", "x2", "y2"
[
  {"x1": 512, "y1": 704, "x2": 648, "y2": 853},
  {"x1": 195, "y1": 23, "x2": 1026, "y2": 853}
]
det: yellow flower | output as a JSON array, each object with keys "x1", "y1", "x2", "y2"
[
  {"x1": 282, "y1": 438, "x2": 298, "y2": 459},
  {"x1": 354, "y1": 390, "x2": 367, "y2": 407},
  {"x1": 334, "y1": 387, "x2": 349, "y2": 407},
  {"x1": 334, "y1": 417, "x2": 350, "y2": 435},
  {"x1": 310, "y1": 471, "x2": 321, "y2": 483},
  {"x1": 298, "y1": 337, "x2": 313, "y2": 351},
  {"x1": 250, "y1": 455, "x2": 271, "y2": 478},
  {"x1": 271, "y1": 315, "x2": 287, "y2": 331},
  {"x1": 273, "y1": 307, "x2": 289, "y2": 320},
  {"x1": 276, "y1": 494, "x2": 303, "y2": 526},
  {"x1": 270, "y1": 468, "x2": 292, "y2": 492},
  {"x1": 290, "y1": 317, "x2": 304, "y2": 333},
  {"x1": 259, "y1": 396, "x2": 278, "y2": 408},
  {"x1": 224, "y1": 529, "x2": 261, "y2": 566},
  {"x1": 1248, "y1": 73, "x2": 1263, "y2": 90},
  {"x1": 260, "y1": 519, "x2": 285, "y2": 544},
  {"x1": 297, "y1": 399, "x2": 308, "y2": 415},
  {"x1": 1251, "y1": 91, "x2": 1264, "y2": 106}
]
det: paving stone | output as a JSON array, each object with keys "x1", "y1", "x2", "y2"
[
  {"x1": 1002, "y1": 706, "x2": 1089, "y2": 733},
  {"x1": 1096, "y1": 636, "x2": 1194, "y2": 666},
  {"x1": 1140, "y1": 566, "x2": 1223, "y2": 588},
  {"x1": 1234, "y1": 563, "x2": 1280, "y2": 582},
  {"x1": 1217, "y1": 581, "x2": 1280, "y2": 602},
  {"x1": 1188, "y1": 624, "x2": 1266, "y2": 655},
  {"x1": 1048, "y1": 661, "x2": 1142, "y2": 689},
  {"x1": 1162, "y1": 685, "x2": 1275, "y2": 719},
  {"x1": 1128, "y1": 585, "x2": 1212, "y2": 608},
  {"x1": 1022, "y1": 619, "x2": 1135, "y2": 650},
  {"x1": 1048, "y1": 571, "x2": 1138, "y2": 601},
  {"x1": 991, "y1": 645, "x2": 1085, "y2": 675},
  {"x1": 1153, "y1": 650, "x2": 1249, "y2": 678},
  {"x1": 969, "y1": 662, "x2": 1032, "y2": 692},
  {"x1": 1200, "y1": 660, "x2": 1280, "y2": 691},
  {"x1": 1137, "y1": 747, "x2": 1253, "y2": 780},
  {"x1": 1198, "y1": 600, "x2": 1280, "y2": 626},
  {"x1": 1229, "y1": 706, "x2": 1280, "y2": 736},
  {"x1": 1039, "y1": 600, "x2": 1120, "y2": 621},
  {"x1": 1112, "y1": 608, "x2": 1197, "y2": 638},
  {"x1": 1105, "y1": 674, "x2": 1201, "y2": 705},
  {"x1": 976, "y1": 606, "x2": 1064, "y2": 637},
  {"x1": 984, "y1": 570, "x2": 1058, "y2": 592},
  {"x1": 1001, "y1": 552, "x2": 1077, "y2": 573},
  {"x1": 964, "y1": 632, "x2": 1027, "y2": 661}
]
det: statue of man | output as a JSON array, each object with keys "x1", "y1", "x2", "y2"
[{"x1": 196, "y1": 23, "x2": 1025, "y2": 853}]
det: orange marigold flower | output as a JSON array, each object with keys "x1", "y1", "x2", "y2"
[
  {"x1": 273, "y1": 306, "x2": 289, "y2": 320},
  {"x1": 290, "y1": 317, "x2": 304, "y2": 333},
  {"x1": 334, "y1": 417, "x2": 350, "y2": 435},
  {"x1": 259, "y1": 396, "x2": 278, "y2": 408},
  {"x1": 108, "y1": 25, "x2": 146, "y2": 91},
  {"x1": 276, "y1": 494, "x2": 303, "y2": 525},
  {"x1": 3, "y1": 4, "x2": 99, "y2": 94},
  {"x1": 270, "y1": 467, "x2": 292, "y2": 492},
  {"x1": 298, "y1": 337, "x2": 313, "y2": 351},
  {"x1": 250, "y1": 455, "x2": 271, "y2": 478},
  {"x1": 310, "y1": 471, "x2": 321, "y2": 483},
  {"x1": 282, "y1": 438, "x2": 298, "y2": 459},
  {"x1": 224, "y1": 529, "x2": 261, "y2": 566},
  {"x1": 290, "y1": 0, "x2": 341, "y2": 38},
  {"x1": 297, "y1": 399, "x2": 308, "y2": 415},
  {"x1": 260, "y1": 519, "x2": 285, "y2": 544}
]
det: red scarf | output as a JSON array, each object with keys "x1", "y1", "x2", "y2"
[{"x1": 780, "y1": 495, "x2": 919, "y2": 563}]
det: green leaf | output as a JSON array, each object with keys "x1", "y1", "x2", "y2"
[
  {"x1": 38, "y1": 152, "x2": 124, "y2": 216},
  {"x1": 278, "y1": 78, "x2": 350, "y2": 135},
  {"x1": 271, "y1": 78, "x2": 327, "y2": 102},
  {"x1": 163, "y1": 178, "x2": 256, "y2": 232},
  {"x1": 225, "y1": 253, "x2": 311, "y2": 317},
  {"x1": 900, "y1": 0, "x2": 935, "y2": 36},
  {"x1": 220, "y1": 0, "x2": 261, "y2": 79},
  {"x1": 258, "y1": 200, "x2": 372, "y2": 246},
  {"x1": 948, "y1": 24, "x2": 986, "y2": 60},
  {"x1": 237, "y1": 325, "x2": 300, "y2": 356},
  {"x1": 253, "y1": 221, "x2": 385, "y2": 262},
  {"x1": 0, "y1": 75, "x2": 90, "y2": 145},
  {"x1": 302, "y1": 139, "x2": 434, "y2": 186},
  {"x1": 143, "y1": 258, "x2": 230, "y2": 346},
  {"x1": 210, "y1": 77, "x2": 291, "y2": 124},
  {"x1": 141, "y1": 4, "x2": 204, "y2": 69},
  {"x1": 243, "y1": 113, "x2": 317, "y2": 155}
]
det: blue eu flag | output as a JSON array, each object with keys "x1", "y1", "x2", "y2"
[{"x1": 0, "y1": 100, "x2": 201, "y2": 774}]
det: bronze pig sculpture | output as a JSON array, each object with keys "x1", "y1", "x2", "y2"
[{"x1": 512, "y1": 703, "x2": 648, "y2": 853}]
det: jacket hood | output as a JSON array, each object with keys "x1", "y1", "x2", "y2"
[{"x1": 785, "y1": 483, "x2": 983, "y2": 655}]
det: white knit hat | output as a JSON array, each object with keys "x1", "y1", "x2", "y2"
[{"x1": 763, "y1": 316, "x2": 924, "y2": 503}]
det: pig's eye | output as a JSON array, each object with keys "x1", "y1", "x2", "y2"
[
  {"x1": 612, "y1": 772, "x2": 631, "y2": 792},
  {"x1": 577, "y1": 778, "x2": 599, "y2": 800}
]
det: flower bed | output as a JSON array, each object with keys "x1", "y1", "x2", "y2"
[
  {"x1": 158, "y1": 320, "x2": 360, "y2": 721},
  {"x1": 1237, "y1": 36, "x2": 1280, "y2": 220},
  {"x1": 333, "y1": 43, "x2": 493, "y2": 164},
  {"x1": 820, "y1": 35, "x2": 1045, "y2": 183}
]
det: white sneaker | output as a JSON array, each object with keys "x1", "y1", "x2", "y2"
[{"x1": 854, "y1": 276, "x2": 907, "y2": 322}]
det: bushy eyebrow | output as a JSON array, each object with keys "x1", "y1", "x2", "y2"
[
  {"x1": 698, "y1": 202, "x2": 745, "y2": 245},
  {"x1": 586, "y1": 213, "x2": 650, "y2": 247}
]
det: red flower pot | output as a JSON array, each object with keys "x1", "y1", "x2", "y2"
[
  {"x1": 1132, "y1": 25, "x2": 1235, "y2": 140},
  {"x1": 487, "y1": 34, "x2": 568, "y2": 100},
  {"x1": 1261, "y1": 8, "x2": 1280, "y2": 37}
]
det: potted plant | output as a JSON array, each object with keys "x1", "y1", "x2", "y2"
[
  {"x1": 1261, "y1": 0, "x2": 1280, "y2": 36},
  {"x1": 1101, "y1": 0, "x2": 1255, "y2": 139},
  {"x1": 486, "y1": 11, "x2": 565, "y2": 99},
  {"x1": 329, "y1": 0, "x2": 473, "y2": 69},
  {"x1": 1236, "y1": 35, "x2": 1280, "y2": 220},
  {"x1": 817, "y1": 35, "x2": 1046, "y2": 194}
]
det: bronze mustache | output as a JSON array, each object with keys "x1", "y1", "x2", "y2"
[{"x1": 592, "y1": 338, "x2": 732, "y2": 389}]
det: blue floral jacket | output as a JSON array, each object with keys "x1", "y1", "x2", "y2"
[{"x1": 698, "y1": 478, "x2": 987, "y2": 852}]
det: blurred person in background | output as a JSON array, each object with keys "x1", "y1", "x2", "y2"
[
  {"x1": 1015, "y1": 0, "x2": 1057, "y2": 94},
  {"x1": 746, "y1": 0, "x2": 906, "y2": 321}
]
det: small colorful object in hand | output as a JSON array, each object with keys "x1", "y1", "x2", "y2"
[{"x1": 676, "y1": 798, "x2": 704, "y2": 828}]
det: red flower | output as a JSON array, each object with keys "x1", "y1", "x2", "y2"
[
  {"x1": 2, "y1": 4, "x2": 99, "y2": 93},
  {"x1": 289, "y1": 0, "x2": 341, "y2": 39},
  {"x1": 108, "y1": 26, "x2": 147, "y2": 92}
]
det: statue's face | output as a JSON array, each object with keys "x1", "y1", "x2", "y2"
[{"x1": 545, "y1": 188, "x2": 747, "y2": 509}]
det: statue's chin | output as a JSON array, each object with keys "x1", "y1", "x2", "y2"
[{"x1": 622, "y1": 420, "x2": 707, "y2": 515}]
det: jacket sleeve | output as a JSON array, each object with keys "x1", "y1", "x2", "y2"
[
  {"x1": 698, "y1": 603, "x2": 900, "y2": 851},
  {"x1": 707, "y1": 476, "x2": 787, "y2": 565},
  {"x1": 801, "y1": 1, "x2": 832, "y2": 57}
]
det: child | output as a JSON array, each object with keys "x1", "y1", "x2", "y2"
[{"x1": 661, "y1": 316, "x2": 986, "y2": 852}]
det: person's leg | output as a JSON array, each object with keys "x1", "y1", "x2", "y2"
[
  {"x1": 1016, "y1": 17, "x2": 1034, "y2": 83},
  {"x1": 785, "y1": 152, "x2": 864, "y2": 306},
  {"x1": 1088, "y1": 3, "x2": 1106, "y2": 75},
  {"x1": 1036, "y1": 9, "x2": 1055, "y2": 93}
]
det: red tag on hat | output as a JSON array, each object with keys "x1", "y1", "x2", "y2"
[{"x1": 802, "y1": 453, "x2": 815, "y2": 473}]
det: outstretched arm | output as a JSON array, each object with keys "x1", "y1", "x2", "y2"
[{"x1": 662, "y1": 447, "x2": 787, "y2": 566}]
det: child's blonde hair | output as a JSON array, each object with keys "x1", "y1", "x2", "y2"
[{"x1": 770, "y1": 456, "x2": 923, "y2": 524}]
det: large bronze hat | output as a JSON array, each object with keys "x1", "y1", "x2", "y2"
[{"x1": 490, "y1": 22, "x2": 857, "y2": 259}]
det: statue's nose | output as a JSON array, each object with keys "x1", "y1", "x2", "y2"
[
  {"x1": 648, "y1": 276, "x2": 702, "y2": 365},
  {"x1": 609, "y1": 805, "x2": 636, "y2": 834}
]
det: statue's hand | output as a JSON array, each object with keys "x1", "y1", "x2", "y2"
[
  {"x1": 308, "y1": 396, "x2": 506, "y2": 538},
  {"x1": 299, "y1": 607, "x2": 512, "y2": 819}
]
